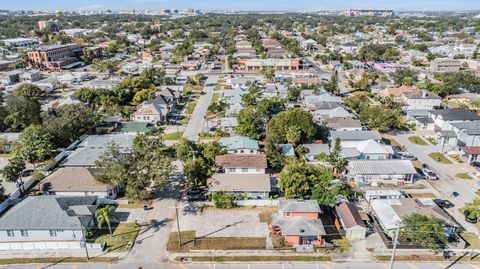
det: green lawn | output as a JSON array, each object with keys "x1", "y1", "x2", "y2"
[
  {"x1": 185, "y1": 100, "x2": 197, "y2": 114},
  {"x1": 428, "y1": 152, "x2": 452, "y2": 164},
  {"x1": 408, "y1": 136, "x2": 428, "y2": 145},
  {"x1": 407, "y1": 192, "x2": 437, "y2": 198},
  {"x1": 460, "y1": 232, "x2": 480, "y2": 247},
  {"x1": 167, "y1": 231, "x2": 266, "y2": 252},
  {"x1": 186, "y1": 256, "x2": 331, "y2": 262},
  {"x1": 89, "y1": 223, "x2": 141, "y2": 252},
  {"x1": 163, "y1": 132, "x2": 184, "y2": 140},
  {"x1": 456, "y1": 173, "x2": 473, "y2": 180}
]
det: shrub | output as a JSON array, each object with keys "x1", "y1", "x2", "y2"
[{"x1": 212, "y1": 191, "x2": 236, "y2": 209}]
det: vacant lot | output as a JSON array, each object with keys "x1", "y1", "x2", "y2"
[
  {"x1": 167, "y1": 231, "x2": 265, "y2": 252},
  {"x1": 172, "y1": 207, "x2": 269, "y2": 238}
]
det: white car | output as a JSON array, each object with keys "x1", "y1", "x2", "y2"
[{"x1": 422, "y1": 168, "x2": 438, "y2": 180}]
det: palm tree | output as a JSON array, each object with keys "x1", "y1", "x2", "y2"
[{"x1": 96, "y1": 206, "x2": 115, "y2": 237}]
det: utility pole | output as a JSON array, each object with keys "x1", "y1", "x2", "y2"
[
  {"x1": 389, "y1": 221, "x2": 401, "y2": 269},
  {"x1": 80, "y1": 223, "x2": 90, "y2": 260},
  {"x1": 175, "y1": 203, "x2": 182, "y2": 248}
]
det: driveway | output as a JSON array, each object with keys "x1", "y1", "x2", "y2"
[
  {"x1": 182, "y1": 75, "x2": 219, "y2": 141},
  {"x1": 391, "y1": 133, "x2": 479, "y2": 234}
]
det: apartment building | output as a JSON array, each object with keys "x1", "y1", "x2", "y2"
[{"x1": 27, "y1": 44, "x2": 82, "y2": 70}]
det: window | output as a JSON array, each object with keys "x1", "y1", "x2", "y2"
[
  {"x1": 20, "y1": 230, "x2": 28, "y2": 237},
  {"x1": 6, "y1": 230, "x2": 14, "y2": 237},
  {"x1": 228, "y1": 168, "x2": 235, "y2": 173},
  {"x1": 240, "y1": 150, "x2": 244, "y2": 153},
  {"x1": 250, "y1": 150, "x2": 254, "y2": 153},
  {"x1": 242, "y1": 168, "x2": 248, "y2": 173},
  {"x1": 49, "y1": 230, "x2": 57, "y2": 237},
  {"x1": 285, "y1": 212, "x2": 291, "y2": 217}
]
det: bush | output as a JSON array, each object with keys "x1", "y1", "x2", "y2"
[
  {"x1": 31, "y1": 170, "x2": 46, "y2": 181},
  {"x1": 212, "y1": 191, "x2": 236, "y2": 209}
]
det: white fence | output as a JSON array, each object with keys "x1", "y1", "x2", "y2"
[{"x1": 0, "y1": 241, "x2": 103, "y2": 251}]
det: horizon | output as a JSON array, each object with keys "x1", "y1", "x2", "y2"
[{"x1": 2, "y1": 0, "x2": 480, "y2": 12}]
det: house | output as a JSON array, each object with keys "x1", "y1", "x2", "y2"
[
  {"x1": 302, "y1": 143, "x2": 330, "y2": 164},
  {"x1": 310, "y1": 103, "x2": 352, "y2": 122},
  {"x1": 209, "y1": 153, "x2": 270, "y2": 199},
  {"x1": 401, "y1": 90, "x2": 441, "y2": 111},
  {"x1": 323, "y1": 117, "x2": 362, "y2": 131},
  {"x1": 370, "y1": 198, "x2": 460, "y2": 238},
  {"x1": 364, "y1": 189, "x2": 405, "y2": 203},
  {"x1": 218, "y1": 117, "x2": 238, "y2": 133},
  {"x1": 441, "y1": 121, "x2": 480, "y2": 147},
  {"x1": 430, "y1": 58, "x2": 462, "y2": 72},
  {"x1": 133, "y1": 102, "x2": 167, "y2": 123},
  {"x1": 330, "y1": 130, "x2": 381, "y2": 148},
  {"x1": 50, "y1": 95, "x2": 85, "y2": 109},
  {"x1": 39, "y1": 167, "x2": 117, "y2": 199},
  {"x1": 61, "y1": 134, "x2": 135, "y2": 167},
  {"x1": 346, "y1": 160, "x2": 417, "y2": 186},
  {"x1": 429, "y1": 108, "x2": 480, "y2": 130},
  {"x1": 218, "y1": 136, "x2": 259, "y2": 154},
  {"x1": 334, "y1": 202, "x2": 367, "y2": 240},
  {"x1": 346, "y1": 139, "x2": 394, "y2": 160},
  {"x1": 0, "y1": 196, "x2": 101, "y2": 251},
  {"x1": 272, "y1": 200, "x2": 326, "y2": 247}
]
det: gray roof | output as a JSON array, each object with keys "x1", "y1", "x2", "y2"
[
  {"x1": 272, "y1": 215, "x2": 326, "y2": 236},
  {"x1": 0, "y1": 196, "x2": 97, "y2": 230},
  {"x1": 61, "y1": 135, "x2": 135, "y2": 167},
  {"x1": 348, "y1": 160, "x2": 417, "y2": 175},
  {"x1": 279, "y1": 144, "x2": 295, "y2": 156},
  {"x1": 303, "y1": 144, "x2": 330, "y2": 156},
  {"x1": 278, "y1": 200, "x2": 322, "y2": 213},
  {"x1": 330, "y1": 130, "x2": 381, "y2": 141},
  {"x1": 450, "y1": 121, "x2": 480, "y2": 135},
  {"x1": 209, "y1": 173, "x2": 271, "y2": 192},
  {"x1": 430, "y1": 108, "x2": 480, "y2": 121}
]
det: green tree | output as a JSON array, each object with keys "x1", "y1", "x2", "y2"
[
  {"x1": 390, "y1": 69, "x2": 418, "y2": 87},
  {"x1": 96, "y1": 206, "x2": 116, "y2": 237},
  {"x1": 328, "y1": 137, "x2": 348, "y2": 174},
  {"x1": 266, "y1": 109, "x2": 320, "y2": 144},
  {"x1": 184, "y1": 158, "x2": 209, "y2": 187},
  {"x1": 400, "y1": 213, "x2": 447, "y2": 251},
  {"x1": 0, "y1": 156, "x2": 25, "y2": 183},
  {"x1": 13, "y1": 83, "x2": 44, "y2": 99},
  {"x1": 236, "y1": 107, "x2": 265, "y2": 139},
  {"x1": 212, "y1": 191, "x2": 236, "y2": 209},
  {"x1": 5, "y1": 95, "x2": 41, "y2": 130},
  {"x1": 175, "y1": 138, "x2": 198, "y2": 162},
  {"x1": 278, "y1": 160, "x2": 334, "y2": 199},
  {"x1": 261, "y1": 67, "x2": 275, "y2": 82},
  {"x1": 462, "y1": 198, "x2": 480, "y2": 221},
  {"x1": 13, "y1": 125, "x2": 54, "y2": 169}
]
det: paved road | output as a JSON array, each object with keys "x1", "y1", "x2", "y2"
[
  {"x1": 182, "y1": 75, "x2": 219, "y2": 142},
  {"x1": 119, "y1": 161, "x2": 183, "y2": 267},
  {"x1": 392, "y1": 133, "x2": 479, "y2": 234},
  {"x1": 5, "y1": 261, "x2": 480, "y2": 269}
]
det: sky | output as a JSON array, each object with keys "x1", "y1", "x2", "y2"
[{"x1": 1, "y1": 0, "x2": 479, "y2": 12}]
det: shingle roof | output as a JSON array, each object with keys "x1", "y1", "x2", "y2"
[
  {"x1": 348, "y1": 160, "x2": 417, "y2": 175},
  {"x1": 430, "y1": 108, "x2": 480, "y2": 121},
  {"x1": 330, "y1": 130, "x2": 381, "y2": 141},
  {"x1": 272, "y1": 215, "x2": 326, "y2": 236},
  {"x1": 335, "y1": 202, "x2": 365, "y2": 229},
  {"x1": 0, "y1": 196, "x2": 96, "y2": 230},
  {"x1": 39, "y1": 167, "x2": 113, "y2": 193},
  {"x1": 209, "y1": 173, "x2": 271, "y2": 192},
  {"x1": 450, "y1": 121, "x2": 480, "y2": 135},
  {"x1": 215, "y1": 154, "x2": 267, "y2": 169},
  {"x1": 278, "y1": 200, "x2": 322, "y2": 213}
]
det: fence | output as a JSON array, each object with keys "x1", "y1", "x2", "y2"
[{"x1": 0, "y1": 241, "x2": 103, "y2": 251}]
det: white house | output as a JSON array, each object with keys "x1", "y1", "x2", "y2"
[
  {"x1": 429, "y1": 108, "x2": 480, "y2": 130},
  {"x1": 401, "y1": 90, "x2": 442, "y2": 111},
  {"x1": 346, "y1": 160, "x2": 417, "y2": 186}
]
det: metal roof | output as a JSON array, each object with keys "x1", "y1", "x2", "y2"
[{"x1": 348, "y1": 160, "x2": 417, "y2": 175}]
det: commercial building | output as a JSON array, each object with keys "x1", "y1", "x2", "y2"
[{"x1": 27, "y1": 44, "x2": 82, "y2": 70}]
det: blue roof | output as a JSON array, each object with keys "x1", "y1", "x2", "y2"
[
  {"x1": 279, "y1": 144, "x2": 295, "y2": 156},
  {"x1": 218, "y1": 136, "x2": 259, "y2": 151}
]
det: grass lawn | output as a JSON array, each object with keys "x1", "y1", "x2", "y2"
[
  {"x1": 460, "y1": 232, "x2": 480, "y2": 247},
  {"x1": 184, "y1": 256, "x2": 331, "y2": 262},
  {"x1": 163, "y1": 132, "x2": 184, "y2": 140},
  {"x1": 456, "y1": 173, "x2": 473, "y2": 180},
  {"x1": 0, "y1": 257, "x2": 116, "y2": 265},
  {"x1": 408, "y1": 136, "x2": 428, "y2": 145},
  {"x1": 185, "y1": 100, "x2": 197, "y2": 114},
  {"x1": 428, "y1": 152, "x2": 452, "y2": 164},
  {"x1": 381, "y1": 137, "x2": 400, "y2": 147},
  {"x1": 407, "y1": 192, "x2": 437, "y2": 198},
  {"x1": 212, "y1": 93, "x2": 219, "y2": 103},
  {"x1": 90, "y1": 223, "x2": 141, "y2": 252},
  {"x1": 258, "y1": 207, "x2": 277, "y2": 225},
  {"x1": 167, "y1": 231, "x2": 266, "y2": 252},
  {"x1": 117, "y1": 199, "x2": 152, "y2": 209}
]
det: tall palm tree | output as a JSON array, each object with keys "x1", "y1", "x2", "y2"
[{"x1": 96, "y1": 206, "x2": 115, "y2": 237}]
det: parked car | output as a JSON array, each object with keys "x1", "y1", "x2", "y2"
[
  {"x1": 422, "y1": 169, "x2": 438, "y2": 180},
  {"x1": 397, "y1": 152, "x2": 417, "y2": 161},
  {"x1": 434, "y1": 199, "x2": 455, "y2": 209},
  {"x1": 187, "y1": 188, "x2": 206, "y2": 201},
  {"x1": 464, "y1": 210, "x2": 478, "y2": 224},
  {"x1": 471, "y1": 161, "x2": 480, "y2": 171}
]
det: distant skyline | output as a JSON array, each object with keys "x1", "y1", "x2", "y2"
[{"x1": 2, "y1": 0, "x2": 480, "y2": 12}]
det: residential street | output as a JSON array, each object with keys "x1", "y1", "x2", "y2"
[
  {"x1": 182, "y1": 75, "x2": 219, "y2": 141},
  {"x1": 5, "y1": 261, "x2": 480, "y2": 269},
  {"x1": 119, "y1": 160, "x2": 183, "y2": 266},
  {"x1": 391, "y1": 133, "x2": 479, "y2": 234}
]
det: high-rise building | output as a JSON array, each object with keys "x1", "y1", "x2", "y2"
[{"x1": 37, "y1": 19, "x2": 60, "y2": 31}]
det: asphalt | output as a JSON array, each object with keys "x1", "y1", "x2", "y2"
[
  {"x1": 182, "y1": 75, "x2": 219, "y2": 142},
  {"x1": 4, "y1": 261, "x2": 480, "y2": 269}
]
